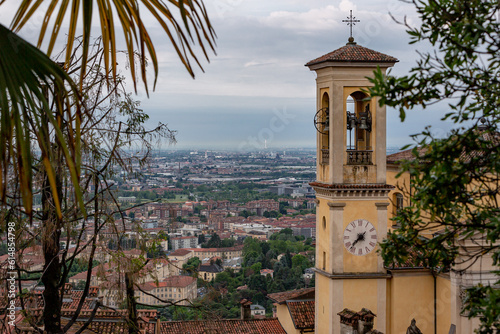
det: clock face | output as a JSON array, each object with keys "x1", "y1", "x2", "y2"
[{"x1": 343, "y1": 219, "x2": 377, "y2": 256}]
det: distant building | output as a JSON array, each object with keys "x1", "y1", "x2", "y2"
[
  {"x1": 260, "y1": 269, "x2": 274, "y2": 278},
  {"x1": 291, "y1": 225, "x2": 316, "y2": 239},
  {"x1": 170, "y1": 236, "x2": 197, "y2": 250},
  {"x1": 250, "y1": 304, "x2": 266, "y2": 317},
  {"x1": 185, "y1": 245, "x2": 243, "y2": 260},
  {"x1": 136, "y1": 276, "x2": 197, "y2": 306},
  {"x1": 117, "y1": 196, "x2": 136, "y2": 203},
  {"x1": 198, "y1": 263, "x2": 223, "y2": 281}
]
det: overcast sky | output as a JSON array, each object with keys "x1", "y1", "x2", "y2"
[{"x1": 0, "y1": 0, "x2": 456, "y2": 150}]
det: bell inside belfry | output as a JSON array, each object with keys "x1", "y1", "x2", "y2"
[
  {"x1": 358, "y1": 112, "x2": 368, "y2": 130},
  {"x1": 358, "y1": 104, "x2": 371, "y2": 131},
  {"x1": 323, "y1": 111, "x2": 330, "y2": 132}
]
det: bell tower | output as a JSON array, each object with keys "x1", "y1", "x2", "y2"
[{"x1": 306, "y1": 37, "x2": 398, "y2": 334}]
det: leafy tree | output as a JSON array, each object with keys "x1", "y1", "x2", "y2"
[
  {"x1": 291, "y1": 254, "x2": 311, "y2": 272},
  {"x1": 242, "y1": 237, "x2": 262, "y2": 257},
  {"x1": 250, "y1": 262, "x2": 262, "y2": 273},
  {"x1": 204, "y1": 233, "x2": 221, "y2": 248},
  {"x1": 182, "y1": 257, "x2": 201, "y2": 277},
  {"x1": 243, "y1": 251, "x2": 260, "y2": 267},
  {"x1": 369, "y1": 0, "x2": 500, "y2": 332},
  {"x1": 220, "y1": 238, "x2": 236, "y2": 248},
  {"x1": 280, "y1": 228, "x2": 293, "y2": 235},
  {"x1": 239, "y1": 210, "x2": 250, "y2": 218}
]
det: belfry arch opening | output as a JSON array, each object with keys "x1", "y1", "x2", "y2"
[
  {"x1": 346, "y1": 91, "x2": 373, "y2": 165},
  {"x1": 320, "y1": 92, "x2": 329, "y2": 164}
]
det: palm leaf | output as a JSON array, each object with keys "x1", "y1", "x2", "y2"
[
  {"x1": 0, "y1": 24, "x2": 85, "y2": 219},
  {"x1": 9, "y1": 0, "x2": 217, "y2": 94}
]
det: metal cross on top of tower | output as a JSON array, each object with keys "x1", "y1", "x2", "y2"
[{"x1": 342, "y1": 10, "x2": 360, "y2": 39}]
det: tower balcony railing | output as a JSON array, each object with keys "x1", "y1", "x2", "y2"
[
  {"x1": 346, "y1": 149, "x2": 373, "y2": 165},
  {"x1": 321, "y1": 149, "x2": 329, "y2": 165}
]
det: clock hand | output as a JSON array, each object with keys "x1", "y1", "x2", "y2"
[
  {"x1": 351, "y1": 233, "x2": 362, "y2": 247},
  {"x1": 351, "y1": 231, "x2": 367, "y2": 248}
]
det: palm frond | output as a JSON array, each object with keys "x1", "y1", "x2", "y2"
[
  {"x1": 10, "y1": 0, "x2": 217, "y2": 94},
  {"x1": 0, "y1": 24, "x2": 85, "y2": 219}
]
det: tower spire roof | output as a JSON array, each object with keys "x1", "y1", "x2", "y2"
[{"x1": 305, "y1": 42, "x2": 398, "y2": 67}]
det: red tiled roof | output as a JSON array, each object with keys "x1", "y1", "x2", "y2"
[
  {"x1": 160, "y1": 318, "x2": 287, "y2": 334},
  {"x1": 306, "y1": 41, "x2": 398, "y2": 66},
  {"x1": 385, "y1": 246, "x2": 427, "y2": 270},
  {"x1": 267, "y1": 287, "x2": 315, "y2": 304},
  {"x1": 287, "y1": 300, "x2": 315, "y2": 330},
  {"x1": 163, "y1": 275, "x2": 196, "y2": 288},
  {"x1": 387, "y1": 129, "x2": 500, "y2": 164},
  {"x1": 169, "y1": 249, "x2": 193, "y2": 256},
  {"x1": 386, "y1": 147, "x2": 426, "y2": 164}
]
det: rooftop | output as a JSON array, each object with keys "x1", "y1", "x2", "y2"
[
  {"x1": 160, "y1": 318, "x2": 286, "y2": 334},
  {"x1": 306, "y1": 39, "x2": 398, "y2": 66},
  {"x1": 287, "y1": 300, "x2": 315, "y2": 330},
  {"x1": 267, "y1": 287, "x2": 315, "y2": 304}
]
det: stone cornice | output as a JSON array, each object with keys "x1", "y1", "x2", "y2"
[
  {"x1": 310, "y1": 182, "x2": 393, "y2": 199},
  {"x1": 313, "y1": 268, "x2": 391, "y2": 280}
]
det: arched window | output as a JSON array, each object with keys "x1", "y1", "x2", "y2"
[
  {"x1": 320, "y1": 92, "x2": 329, "y2": 165},
  {"x1": 322, "y1": 216, "x2": 326, "y2": 230},
  {"x1": 346, "y1": 91, "x2": 372, "y2": 165}
]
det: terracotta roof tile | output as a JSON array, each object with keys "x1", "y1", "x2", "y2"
[
  {"x1": 287, "y1": 300, "x2": 315, "y2": 330},
  {"x1": 387, "y1": 129, "x2": 500, "y2": 164},
  {"x1": 168, "y1": 249, "x2": 193, "y2": 256},
  {"x1": 384, "y1": 246, "x2": 426, "y2": 269},
  {"x1": 267, "y1": 287, "x2": 315, "y2": 304},
  {"x1": 306, "y1": 42, "x2": 398, "y2": 66},
  {"x1": 163, "y1": 275, "x2": 196, "y2": 288},
  {"x1": 386, "y1": 148, "x2": 425, "y2": 164},
  {"x1": 160, "y1": 319, "x2": 286, "y2": 334}
]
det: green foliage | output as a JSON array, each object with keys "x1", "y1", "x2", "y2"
[
  {"x1": 147, "y1": 243, "x2": 165, "y2": 259},
  {"x1": 292, "y1": 254, "x2": 312, "y2": 271},
  {"x1": 220, "y1": 238, "x2": 236, "y2": 248},
  {"x1": 250, "y1": 262, "x2": 262, "y2": 273},
  {"x1": 66, "y1": 258, "x2": 99, "y2": 282},
  {"x1": 183, "y1": 257, "x2": 201, "y2": 275},
  {"x1": 368, "y1": 1, "x2": 500, "y2": 331},
  {"x1": 202, "y1": 233, "x2": 221, "y2": 248}
]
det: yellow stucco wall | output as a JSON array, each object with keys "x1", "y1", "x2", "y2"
[
  {"x1": 316, "y1": 273, "x2": 332, "y2": 334},
  {"x1": 276, "y1": 303, "x2": 301, "y2": 334},
  {"x1": 316, "y1": 199, "x2": 331, "y2": 272},
  {"x1": 389, "y1": 272, "x2": 435, "y2": 333},
  {"x1": 343, "y1": 279, "x2": 379, "y2": 324},
  {"x1": 436, "y1": 275, "x2": 452, "y2": 334}
]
